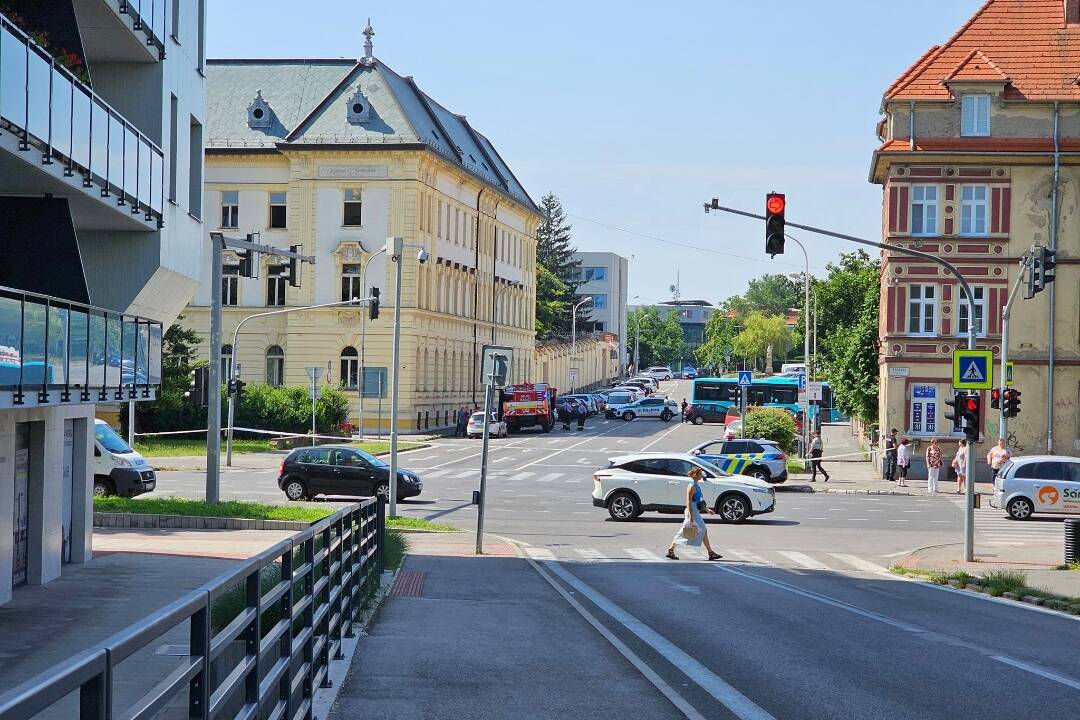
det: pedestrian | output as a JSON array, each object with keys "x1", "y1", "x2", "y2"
[
  {"x1": 925, "y1": 438, "x2": 943, "y2": 494},
  {"x1": 680, "y1": 398, "x2": 689, "y2": 423},
  {"x1": 557, "y1": 400, "x2": 572, "y2": 430},
  {"x1": 986, "y1": 438, "x2": 1012, "y2": 476},
  {"x1": 884, "y1": 428, "x2": 899, "y2": 482},
  {"x1": 666, "y1": 465, "x2": 723, "y2": 561},
  {"x1": 896, "y1": 437, "x2": 911, "y2": 487},
  {"x1": 809, "y1": 431, "x2": 829, "y2": 482},
  {"x1": 952, "y1": 439, "x2": 968, "y2": 494},
  {"x1": 454, "y1": 406, "x2": 466, "y2": 438},
  {"x1": 575, "y1": 400, "x2": 587, "y2": 431}
]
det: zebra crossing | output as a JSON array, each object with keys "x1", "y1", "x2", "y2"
[
  {"x1": 520, "y1": 545, "x2": 892, "y2": 574},
  {"x1": 418, "y1": 468, "x2": 589, "y2": 483},
  {"x1": 942, "y1": 499, "x2": 1067, "y2": 546}
]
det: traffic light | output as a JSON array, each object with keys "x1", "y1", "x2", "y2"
[
  {"x1": 238, "y1": 238, "x2": 257, "y2": 278},
  {"x1": 990, "y1": 388, "x2": 1001, "y2": 410},
  {"x1": 284, "y1": 244, "x2": 301, "y2": 288},
  {"x1": 765, "y1": 192, "x2": 786, "y2": 257},
  {"x1": 1027, "y1": 245, "x2": 1058, "y2": 297},
  {"x1": 1042, "y1": 247, "x2": 1057, "y2": 289},
  {"x1": 227, "y1": 377, "x2": 246, "y2": 399},
  {"x1": 185, "y1": 366, "x2": 209, "y2": 407},
  {"x1": 960, "y1": 393, "x2": 981, "y2": 442},
  {"x1": 369, "y1": 286, "x2": 380, "y2": 320},
  {"x1": 1003, "y1": 388, "x2": 1022, "y2": 418},
  {"x1": 944, "y1": 392, "x2": 963, "y2": 429}
]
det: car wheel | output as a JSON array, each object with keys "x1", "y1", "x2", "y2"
[
  {"x1": 717, "y1": 493, "x2": 751, "y2": 523},
  {"x1": 607, "y1": 492, "x2": 640, "y2": 521},
  {"x1": 692, "y1": 416, "x2": 704, "y2": 426},
  {"x1": 375, "y1": 482, "x2": 390, "y2": 500},
  {"x1": 284, "y1": 478, "x2": 307, "y2": 502},
  {"x1": 747, "y1": 466, "x2": 770, "y2": 482},
  {"x1": 660, "y1": 410, "x2": 673, "y2": 422},
  {"x1": 1006, "y1": 496, "x2": 1034, "y2": 520},
  {"x1": 622, "y1": 411, "x2": 635, "y2": 421},
  {"x1": 93, "y1": 478, "x2": 115, "y2": 498}
]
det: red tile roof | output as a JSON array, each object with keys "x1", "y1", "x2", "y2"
[
  {"x1": 876, "y1": 137, "x2": 1080, "y2": 152},
  {"x1": 886, "y1": 0, "x2": 1080, "y2": 101}
]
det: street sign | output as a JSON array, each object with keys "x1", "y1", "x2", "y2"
[
  {"x1": 304, "y1": 366, "x2": 324, "y2": 381},
  {"x1": 808, "y1": 381, "x2": 823, "y2": 401},
  {"x1": 888, "y1": 366, "x2": 910, "y2": 378},
  {"x1": 737, "y1": 370, "x2": 753, "y2": 388},
  {"x1": 797, "y1": 372, "x2": 807, "y2": 391},
  {"x1": 481, "y1": 345, "x2": 513, "y2": 388},
  {"x1": 952, "y1": 349, "x2": 993, "y2": 390},
  {"x1": 568, "y1": 367, "x2": 579, "y2": 383},
  {"x1": 1005, "y1": 360, "x2": 1014, "y2": 387}
]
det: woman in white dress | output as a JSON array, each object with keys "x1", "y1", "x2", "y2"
[
  {"x1": 952, "y1": 439, "x2": 968, "y2": 494},
  {"x1": 666, "y1": 466, "x2": 722, "y2": 561}
]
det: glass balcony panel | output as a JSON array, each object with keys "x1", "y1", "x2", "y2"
[
  {"x1": 90, "y1": 100, "x2": 109, "y2": 182},
  {"x1": 69, "y1": 309, "x2": 88, "y2": 388},
  {"x1": 150, "y1": 151, "x2": 163, "y2": 213},
  {"x1": 121, "y1": 319, "x2": 137, "y2": 386},
  {"x1": 70, "y1": 87, "x2": 91, "y2": 169},
  {"x1": 108, "y1": 114, "x2": 125, "y2": 194},
  {"x1": 138, "y1": 138, "x2": 152, "y2": 209},
  {"x1": 106, "y1": 315, "x2": 122, "y2": 386},
  {"x1": 88, "y1": 312, "x2": 106, "y2": 389},
  {"x1": 153, "y1": 1, "x2": 167, "y2": 47},
  {"x1": 136, "y1": 322, "x2": 149, "y2": 385},
  {"x1": 21, "y1": 301, "x2": 46, "y2": 386},
  {"x1": 47, "y1": 305, "x2": 68, "y2": 386},
  {"x1": 124, "y1": 126, "x2": 138, "y2": 203},
  {"x1": 49, "y1": 67, "x2": 73, "y2": 157},
  {"x1": 0, "y1": 295, "x2": 21, "y2": 387},
  {"x1": 26, "y1": 49, "x2": 50, "y2": 143},
  {"x1": 149, "y1": 324, "x2": 162, "y2": 385},
  {"x1": 0, "y1": 25, "x2": 27, "y2": 129}
]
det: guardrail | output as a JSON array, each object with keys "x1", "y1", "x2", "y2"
[
  {"x1": 119, "y1": 0, "x2": 169, "y2": 58},
  {"x1": 0, "y1": 500, "x2": 385, "y2": 720}
]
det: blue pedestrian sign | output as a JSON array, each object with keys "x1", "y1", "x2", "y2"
[
  {"x1": 737, "y1": 370, "x2": 753, "y2": 388},
  {"x1": 952, "y1": 349, "x2": 993, "y2": 390}
]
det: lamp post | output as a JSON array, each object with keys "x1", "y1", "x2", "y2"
[
  {"x1": 784, "y1": 234, "x2": 812, "y2": 460},
  {"x1": 630, "y1": 294, "x2": 640, "y2": 377},
  {"x1": 358, "y1": 245, "x2": 387, "y2": 438},
  {"x1": 571, "y1": 296, "x2": 592, "y2": 392}
]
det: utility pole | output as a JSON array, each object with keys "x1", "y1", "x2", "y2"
[{"x1": 999, "y1": 254, "x2": 1032, "y2": 441}]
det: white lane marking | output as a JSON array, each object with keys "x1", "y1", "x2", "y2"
[
  {"x1": 726, "y1": 549, "x2": 770, "y2": 565},
  {"x1": 535, "y1": 473, "x2": 562, "y2": 483},
  {"x1": 777, "y1": 551, "x2": 830, "y2": 571},
  {"x1": 564, "y1": 479, "x2": 578, "y2": 483},
  {"x1": 828, "y1": 553, "x2": 889, "y2": 574},
  {"x1": 880, "y1": 547, "x2": 926, "y2": 558},
  {"x1": 617, "y1": 439, "x2": 630, "y2": 444},
  {"x1": 512, "y1": 423, "x2": 624, "y2": 471},
  {"x1": 626, "y1": 548, "x2": 665, "y2": 562},
  {"x1": 575, "y1": 548, "x2": 605, "y2": 559},
  {"x1": 423, "y1": 469, "x2": 451, "y2": 479},
  {"x1": 506, "y1": 472, "x2": 535, "y2": 482},
  {"x1": 451, "y1": 470, "x2": 474, "y2": 479},
  {"x1": 548, "y1": 438, "x2": 561, "y2": 444},
  {"x1": 640, "y1": 422, "x2": 684, "y2": 451},
  {"x1": 542, "y1": 561, "x2": 777, "y2": 720},
  {"x1": 524, "y1": 547, "x2": 556, "y2": 560},
  {"x1": 525, "y1": 559, "x2": 708, "y2": 720},
  {"x1": 991, "y1": 656, "x2": 1080, "y2": 692}
]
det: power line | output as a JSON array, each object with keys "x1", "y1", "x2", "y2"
[{"x1": 566, "y1": 212, "x2": 828, "y2": 272}]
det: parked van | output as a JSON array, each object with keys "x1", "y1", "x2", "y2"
[
  {"x1": 991, "y1": 455, "x2": 1080, "y2": 520},
  {"x1": 94, "y1": 419, "x2": 156, "y2": 497},
  {"x1": 604, "y1": 389, "x2": 641, "y2": 418}
]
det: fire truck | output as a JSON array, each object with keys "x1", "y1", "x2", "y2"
[{"x1": 499, "y1": 383, "x2": 557, "y2": 433}]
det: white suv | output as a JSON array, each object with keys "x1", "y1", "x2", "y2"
[
  {"x1": 645, "y1": 366, "x2": 673, "y2": 381},
  {"x1": 592, "y1": 453, "x2": 775, "y2": 522}
]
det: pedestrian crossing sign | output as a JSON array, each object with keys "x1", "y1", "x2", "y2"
[{"x1": 952, "y1": 349, "x2": 993, "y2": 390}]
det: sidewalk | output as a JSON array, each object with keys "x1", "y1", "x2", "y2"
[
  {"x1": 327, "y1": 532, "x2": 682, "y2": 720},
  {"x1": 897, "y1": 542, "x2": 1080, "y2": 600}
]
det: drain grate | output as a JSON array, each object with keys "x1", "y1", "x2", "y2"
[{"x1": 390, "y1": 570, "x2": 426, "y2": 598}]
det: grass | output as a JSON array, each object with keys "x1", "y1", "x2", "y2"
[
  {"x1": 135, "y1": 436, "x2": 422, "y2": 458},
  {"x1": 890, "y1": 565, "x2": 1080, "y2": 611},
  {"x1": 386, "y1": 516, "x2": 455, "y2": 532},
  {"x1": 1055, "y1": 561, "x2": 1080, "y2": 572},
  {"x1": 786, "y1": 459, "x2": 808, "y2": 474}
]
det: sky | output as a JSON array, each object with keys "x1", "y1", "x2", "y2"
[{"x1": 208, "y1": 1, "x2": 981, "y2": 306}]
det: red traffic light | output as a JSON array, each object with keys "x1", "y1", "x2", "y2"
[
  {"x1": 963, "y1": 397, "x2": 979, "y2": 411},
  {"x1": 766, "y1": 194, "x2": 786, "y2": 215}
]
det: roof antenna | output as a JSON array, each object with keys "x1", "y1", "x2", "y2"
[{"x1": 362, "y1": 19, "x2": 375, "y2": 65}]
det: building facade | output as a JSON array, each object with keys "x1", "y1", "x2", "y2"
[
  {"x1": 0, "y1": 0, "x2": 206, "y2": 604},
  {"x1": 183, "y1": 26, "x2": 540, "y2": 432},
  {"x1": 572, "y1": 251, "x2": 629, "y2": 370},
  {"x1": 872, "y1": 0, "x2": 1080, "y2": 476},
  {"x1": 630, "y1": 300, "x2": 717, "y2": 369}
]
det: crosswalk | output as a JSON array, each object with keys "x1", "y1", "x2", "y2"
[
  {"x1": 419, "y1": 468, "x2": 588, "y2": 483},
  {"x1": 943, "y1": 499, "x2": 1067, "y2": 546},
  {"x1": 520, "y1": 545, "x2": 892, "y2": 574}
]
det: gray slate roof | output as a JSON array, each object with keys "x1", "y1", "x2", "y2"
[{"x1": 206, "y1": 58, "x2": 536, "y2": 210}]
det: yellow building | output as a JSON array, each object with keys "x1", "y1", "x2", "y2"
[{"x1": 183, "y1": 25, "x2": 540, "y2": 432}]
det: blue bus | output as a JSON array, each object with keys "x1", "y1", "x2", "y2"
[{"x1": 689, "y1": 376, "x2": 840, "y2": 424}]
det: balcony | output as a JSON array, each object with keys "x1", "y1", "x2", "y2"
[
  {"x1": 76, "y1": 0, "x2": 168, "y2": 62},
  {"x1": 0, "y1": 11, "x2": 164, "y2": 231},
  {"x1": 0, "y1": 284, "x2": 163, "y2": 409}
]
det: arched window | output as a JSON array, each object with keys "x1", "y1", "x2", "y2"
[
  {"x1": 340, "y1": 346, "x2": 359, "y2": 389},
  {"x1": 220, "y1": 344, "x2": 233, "y2": 379},
  {"x1": 265, "y1": 345, "x2": 284, "y2": 386}
]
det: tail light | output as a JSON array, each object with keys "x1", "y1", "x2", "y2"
[
  {"x1": 279, "y1": 461, "x2": 286, "y2": 476},
  {"x1": 776, "y1": 453, "x2": 787, "y2": 461}
]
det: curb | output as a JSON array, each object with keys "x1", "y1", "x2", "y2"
[{"x1": 94, "y1": 512, "x2": 310, "y2": 531}]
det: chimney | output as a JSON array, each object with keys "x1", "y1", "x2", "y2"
[{"x1": 1067, "y1": 0, "x2": 1080, "y2": 25}]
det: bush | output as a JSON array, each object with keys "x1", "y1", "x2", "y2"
[
  {"x1": 743, "y1": 407, "x2": 796, "y2": 453},
  {"x1": 984, "y1": 569, "x2": 1027, "y2": 596}
]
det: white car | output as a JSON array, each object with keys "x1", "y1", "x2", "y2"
[
  {"x1": 604, "y1": 389, "x2": 642, "y2": 418},
  {"x1": 618, "y1": 397, "x2": 680, "y2": 422},
  {"x1": 991, "y1": 455, "x2": 1080, "y2": 520},
  {"x1": 467, "y1": 412, "x2": 507, "y2": 439},
  {"x1": 630, "y1": 376, "x2": 660, "y2": 392},
  {"x1": 592, "y1": 453, "x2": 776, "y2": 522},
  {"x1": 645, "y1": 366, "x2": 673, "y2": 381}
]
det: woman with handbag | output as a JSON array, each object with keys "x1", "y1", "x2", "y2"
[{"x1": 666, "y1": 466, "x2": 723, "y2": 561}]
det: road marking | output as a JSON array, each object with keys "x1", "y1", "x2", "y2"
[
  {"x1": 725, "y1": 549, "x2": 769, "y2": 565},
  {"x1": 575, "y1": 548, "x2": 604, "y2": 559},
  {"x1": 564, "y1": 479, "x2": 578, "y2": 483},
  {"x1": 451, "y1": 470, "x2": 474, "y2": 479},
  {"x1": 506, "y1": 472, "x2": 535, "y2": 482},
  {"x1": 828, "y1": 553, "x2": 889, "y2": 574},
  {"x1": 512, "y1": 423, "x2": 624, "y2": 471},
  {"x1": 617, "y1": 439, "x2": 629, "y2": 444},
  {"x1": 847, "y1": 518, "x2": 869, "y2": 521},
  {"x1": 640, "y1": 422, "x2": 684, "y2": 451},
  {"x1": 541, "y1": 561, "x2": 776, "y2": 720},
  {"x1": 887, "y1": 519, "x2": 909, "y2": 523},
  {"x1": 626, "y1": 548, "x2": 665, "y2": 562},
  {"x1": 992, "y1": 656, "x2": 1080, "y2": 691},
  {"x1": 535, "y1": 473, "x2": 561, "y2": 483},
  {"x1": 777, "y1": 551, "x2": 830, "y2": 571},
  {"x1": 524, "y1": 547, "x2": 556, "y2": 560},
  {"x1": 423, "y1": 469, "x2": 451, "y2": 478}
]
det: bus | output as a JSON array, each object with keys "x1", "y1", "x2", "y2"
[{"x1": 689, "y1": 376, "x2": 840, "y2": 424}]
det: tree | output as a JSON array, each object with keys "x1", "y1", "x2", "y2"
[
  {"x1": 130, "y1": 319, "x2": 206, "y2": 433},
  {"x1": 797, "y1": 250, "x2": 880, "y2": 366},
  {"x1": 694, "y1": 311, "x2": 738, "y2": 373},
  {"x1": 743, "y1": 407, "x2": 797, "y2": 453},
  {"x1": 626, "y1": 307, "x2": 683, "y2": 368},
  {"x1": 650, "y1": 311, "x2": 685, "y2": 367},
  {"x1": 731, "y1": 312, "x2": 791, "y2": 371},
  {"x1": 741, "y1": 274, "x2": 802, "y2": 317},
  {"x1": 534, "y1": 192, "x2": 581, "y2": 335},
  {"x1": 535, "y1": 264, "x2": 568, "y2": 338},
  {"x1": 828, "y1": 284, "x2": 879, "y2": 423}
]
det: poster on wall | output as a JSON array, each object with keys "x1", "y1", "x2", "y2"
[{"x1": 911, "y1": 385, "x2": 937, "y2": 435}]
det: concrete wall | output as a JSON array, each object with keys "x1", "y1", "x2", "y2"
[{"x1": 536, "y1": 338, "x2": 619, "y2": 393}]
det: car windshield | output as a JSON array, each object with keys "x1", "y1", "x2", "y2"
[
  {"x1": 694, "y1": 458, "x2": 731, "y2": 477},
  {"x1": 95, "y1": 423, "x2": 132, "y2": 455}
]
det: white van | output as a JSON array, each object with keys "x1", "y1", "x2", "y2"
[
  {"x1": 93, "y1": 419, "x2": 156, "y2": 497},
  {"x1": 780, "y1": 363, "x2": 805, "y2": 376},
  {"x1": 604, "y1": 389, "x2": 641, "y2": 418},
  {"x1": 991, "y1": 455, "x2": 1080, "y2": 520}
]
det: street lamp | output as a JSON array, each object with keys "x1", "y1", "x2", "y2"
[
  {"x1": 571, "y1": 296, "x2": 592, "y2": 392},
  {"x1": 358, "y1": 245, "x2": 387, "y2": 437},
  {"x1": 785, "y1": 234, "x2": 812, "y2": 460}
]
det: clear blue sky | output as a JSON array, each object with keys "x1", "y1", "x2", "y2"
[{"x1": 208, "y1": 1, "x2": 979, "y2": 306}]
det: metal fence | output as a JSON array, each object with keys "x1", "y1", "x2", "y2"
[{"x1": 0, "y1": 500, "x2": 385, "y2": 720}]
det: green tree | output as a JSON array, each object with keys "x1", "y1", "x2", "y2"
[
  {"x1": 535, "y1": 264, "x2": 569, "y2": 338},
  {"x1": 797, "y1": 250, "x2": 880, "y2": 366},
  {"x1": 828, "y1": 284, "x2": 879, "y2": 423},
  {"x1": 130, "y1": 319, "x2": 206, "y2": 433},
  {"x1": 741, "y1": 274, "x2": 802, "y2": 316},
  {"x1": 743, "y1": 407, "x2": 797, "y2": 453},
  {"x1": 650, "y1": 311, "x2": 685, "y2": 367},
  {"x1": 534, "y1": 192, "x2": 581, "y2": 335},
  {"x1": 627, "y1": 307, "x2": 661, "y2": 368},
  {"x1": 694, "y1": 311, "x2": 738, "y2": 373},
  {"x1": 732, "y1": 312, "x2": 791, "y2": 371}
]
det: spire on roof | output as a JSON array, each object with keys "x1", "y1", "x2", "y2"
[{"x1": 361, "y1": 19, "x2": 375, "y2": 65}]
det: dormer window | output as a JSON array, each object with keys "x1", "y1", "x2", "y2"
[
  {"x1": 347, "y1": 86, "x2": 371, "y2": 124},
  {"x1": 247, "y1": 90, "x2": 274, "y2": 129},
  {"x1": 961, "y1": 94, "x2": 990, "y2": 136}
]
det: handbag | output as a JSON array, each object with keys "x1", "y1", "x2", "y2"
[
  {"x1": 681, "y1": 522, "x2": 699, "y2": 540},
  {"x1": 696, "y1": 500, "x2": 707, "y2": 512}
]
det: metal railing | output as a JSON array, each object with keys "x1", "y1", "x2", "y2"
[
  {"x1": 0, "y1": 500, "x2": 385, "y2": 720},
  {"x1": 0, "y1": 10, "x2": 165, "y2": 227},
  {"x1": 0, "y1": 284, "x2": 164, "y2": 406},
  {"x1": 118, "y1": 0, "x2": 169, "y2": 58}
]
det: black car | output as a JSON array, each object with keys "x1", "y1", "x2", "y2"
[{"x1": 277, "y1": 445, "x2": 423, "y2": 502}]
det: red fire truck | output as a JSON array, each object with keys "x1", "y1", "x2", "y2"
[{"x1": 499, "y1": 383, "x2": 557, "y2": 433}]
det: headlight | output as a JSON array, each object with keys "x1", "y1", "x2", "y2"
[
  {"x1": 113, "y1": 456, "x2": 132, "y2": 469},
  {"x1": 752, "y1": 487, "x2": 771, "y2": 494}
]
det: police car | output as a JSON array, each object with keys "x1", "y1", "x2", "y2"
[
  {"x1": 688, "y1": 438, "x2": 789, "y2": 484},
  {"x1": 617, "y1": 397, "x2": 679, "y2": 422}
]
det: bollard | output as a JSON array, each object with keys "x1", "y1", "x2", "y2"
[{"x1": 1066, "y1": 519, "x2": 1079, "y2": 565}]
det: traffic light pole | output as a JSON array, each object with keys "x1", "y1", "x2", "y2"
[
  {"x1": 358, "y1": 246, "x2": 387, "y2": 438},
  {"x1": 998, "y1": 255, "x2": 1032, "y2": 442},
  {"x1": 705, "y1": 202, "x2": 980, "y2": 561}
]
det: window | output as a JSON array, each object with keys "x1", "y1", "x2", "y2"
[
  {"x1": 361, "y1": 367, "x2": 387, "y2": 398},
  {"x1": 265, "y1": 346, "x2": 284, "y2": 386},
  {"x1": 957, "y1": 286, "x2": 986, "y2": 336},
  {"x1": 189, "y1": 117, "x2": 203, "y2": 218},
  {"x1": 582, "y1": 266, "x2": 607, "y2": 282},
  {"x1": 341, "y1": 263, "x2": 363, "y2": 302},
  {"x1": 220, "y1": 344, "x2": 233, "y2": 380},
  {"x1": 907, "y1": 284, "x2": 936, "y2": 335},
  {"x1": 300, "y1": 448, "x2": 331, "y2": 465},
  {"x1": 340, "y1": 347, "x2": 359, "y2": 389},
  {"x1": 266, "y1": 270, "x2": 286, "y2": 307},
  {"x1": 960, "y1": 185, "x2": 988, "y2": 236},
  {"x1": 268, "y1": 192, "x2": 287, "y2": 229},
  {"x1": 592, "y1": 294, "x2": 608, "y2": 310},
  {"x1": 221, "y1": 264, "x2": 239, "y2": 306},
  {"x1": 663, "y1": 459, "x2": 695, "y2": 476},
  {"x1": 220, "y1": 191, "x2": 238, "y2": 228},
  {"x1": 168, "y1": 95, "x2": 178, "y2": 201},
  {"x1": 961, "y1": 94, "x2": 990, "y2": 137},
  {"x1": 910, "y1": 185, "x2": 938, "y2": 236},
  {"x1": 343, "y1": 189, "x2": 363, "y2": 226}
]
